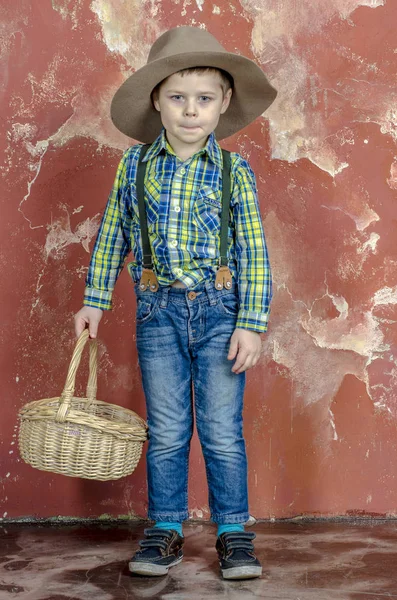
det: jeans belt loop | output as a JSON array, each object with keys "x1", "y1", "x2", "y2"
[
  {"x1": 160, "y1": 286, "x2": 169, "y2": 308},
  {"x1": 204, "y1": 279, "x2": 217, "y2": 306}
]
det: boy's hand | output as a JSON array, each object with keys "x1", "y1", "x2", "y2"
[
  {"x1": 74, "y1": 306, "x2": 103, "y2": 339},
  {"x1": 227, "y1": 328, "x2": 262, "y2": 374}
]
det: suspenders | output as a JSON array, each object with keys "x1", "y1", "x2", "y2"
[{"x1": 136, "y1": 144, "x2": 233, "y2": 292}]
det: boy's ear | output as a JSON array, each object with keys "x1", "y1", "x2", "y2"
[
  {"x1": 152, "y1": 91, "x2": 160, "y2": 112},
  {"x1": 220, "y1": 88, "x2": 232, "y2": 114}
]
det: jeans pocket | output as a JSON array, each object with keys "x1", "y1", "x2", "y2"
[
  {"x1": 136, "y1": 295, "x2": 159, "y2": 324},
  {"x1": 218, "y1": 292, "x2": 239, "y2": 317}
]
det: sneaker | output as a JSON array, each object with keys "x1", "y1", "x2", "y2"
[
  {"x1": 216, "y1": 531, "x2": 262, "y2": 580},
  {"x1": 129, "y1": 528, "x2": 184, "y2": 576}
]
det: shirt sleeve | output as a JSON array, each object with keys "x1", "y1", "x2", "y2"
[
  {"x1": 231, "y1": 156, "x2": 272, "y2": 333},
  {"x1": 84, "y1": 149, "x2": 134, "y2": 310}
]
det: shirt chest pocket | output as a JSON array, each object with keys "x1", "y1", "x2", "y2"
[{"x1": 193, "y1": 185, "x2": 222, "y2": 234}]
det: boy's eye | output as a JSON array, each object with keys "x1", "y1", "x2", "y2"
[
  {"x1": 199, "y1": 96, "x2": 211, "y2": 102},
  {"x1": 170, "y1": 95, "x2": 183, "y2": 101}
]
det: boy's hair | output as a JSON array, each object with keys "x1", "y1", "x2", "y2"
[{"x1": 151, "y1": 67, "x2": 234, "y2": 103}]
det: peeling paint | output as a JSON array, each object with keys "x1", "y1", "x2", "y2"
[
  {"x1": 321, "y1": 204, "x2": 380, "y2": 231},
  {"x1": 242, "y1": 0, "x2": 391, "y2": 175},
  {"x1": 374, "y1": 286, "x2": 397, "y2": 306},
  {"x1": 387, "y1": 161, "x2": 397, "y2": 189},
  {"x1": 45, "y1": 210, "x2": 101, "y2": 258},
  {"x1": 90, "y1": 0, "x2": 160, "y2": 69}
]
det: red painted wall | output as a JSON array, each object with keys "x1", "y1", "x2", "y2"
[{"x1": 1, "y1": 0, "x2": 396, "y2": 521}]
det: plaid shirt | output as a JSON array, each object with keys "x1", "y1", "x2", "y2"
[{"x1": 84, "y1": 129, "x2": 272, "y2": 332}]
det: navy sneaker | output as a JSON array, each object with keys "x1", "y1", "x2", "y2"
[
  {"x1": 216, "y1": 531, "x2": 262, "y2": 580},
  {"x1": 129, "y1": 528, "x2": 184, "y2": 576}
]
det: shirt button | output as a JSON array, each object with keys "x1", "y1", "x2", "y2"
[
  {"x1": 179, "y1": 168, "x2": 186, "y2": 175},
  {"x1": 170, "y1": 239, "x2": 178, "y2": 248},
  {"x1": 175, "y1": 268, "x2": 183, "y2": 276},
  {"x1": 174, "y1": 206, "x2": 181, "y2": 213}
]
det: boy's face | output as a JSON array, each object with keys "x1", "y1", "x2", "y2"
[{"x1": 153, "y1": 71, "x2": 232, "y2": 155}]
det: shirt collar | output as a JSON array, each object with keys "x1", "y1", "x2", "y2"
[{"x1": 142, "y1": 128, "x2": 223, "y2": 169}]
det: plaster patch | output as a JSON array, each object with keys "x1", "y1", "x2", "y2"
[
  {"x1": 18, "y1": 139, "x2": 49, "y2": 229},
  {"x1": 387, "y1": 161, "x2": 397, "y2": 190},
  {"x1": 269, "y1": 292, "x2": 366, "y2": 406},
  {"x1": 243, "y1": 0, "x2": 386, "y2": 43},
  {"x1": 14, "y1": 55, "x2": 81, "y2": 120},
  {"x1": 51, "y1": 0, "x2": 83, "y2": 29},
  {"x1": 358, "y1": 232, "x2": 380, "y2": 254},
  {"x1": 332, "y1": 295, "x2": 349, "y2": 318},
  {"x1": 267, "y1": 273, "x2": 394, "y2": 421},
  {"x1": 241, "y1": 0, "x2": 390, "y2": 174},
  {"x1": 321, "y1": 204, "x2": 380, "y2": 231},
  {"x1": 301, "y1": 309, "x2": 386, "y2": 357},
  {"x1": 45, "y1": 210, "x2": 101, "y2": 258},
  {"x1": 374, "y1": 286, "x2": 397, "y2": 306},
  {"x1": 379, "y1": 107, "x2": 397, "y2": 142},
  {"x1": 48, "y1": 92, "x2": 129, "y2": 151},
  {"x1": 329, "y1": 408, "x2": 339, "y2": 441},
  {"x1": 90, "y1": 0, "x2": 160, "y2": 69}
]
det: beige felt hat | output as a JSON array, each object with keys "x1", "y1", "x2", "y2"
[{"x1": 111, "y1": 26, "x2": 277, "y2": 142}]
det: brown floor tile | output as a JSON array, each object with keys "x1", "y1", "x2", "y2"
[{"x1": 1, "y1": 521, "x2": 397, "y2": 599}]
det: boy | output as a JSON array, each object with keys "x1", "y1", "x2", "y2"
[{"x1": 74, "y1": 26, "x2": 276, "y2": 580}]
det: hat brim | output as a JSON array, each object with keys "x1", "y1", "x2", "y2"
[{"x1": 110, "y1": 51, "x2": 277, "y2": 142}]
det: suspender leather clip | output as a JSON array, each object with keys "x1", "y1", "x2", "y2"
[
  {"x1": 139, "y1": 268, "x2": 159, "y2": 292},
  {"x1": 215, "y1": 266, "x2": 233, "y2": 290}
]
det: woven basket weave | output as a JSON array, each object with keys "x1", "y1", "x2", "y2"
[{"x1": 18, "y1": 330, "x2": 148, "y2": 481}]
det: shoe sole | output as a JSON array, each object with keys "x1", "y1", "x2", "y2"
[
  {"x1": 129, "y1": 555, "x2": 183, "y2": 577},
  {"x1": 221, "y1": 565, "x2": 262, "y2": 580}
]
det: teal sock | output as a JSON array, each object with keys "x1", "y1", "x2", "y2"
[
  {"x1": 155, "y1": 521, "x2": 183, "y2": 537},
  {"x1": 217, "y1": 523, "x2": 244, "y2": 537}
]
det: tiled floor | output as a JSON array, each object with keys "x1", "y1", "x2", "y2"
[{"x1": 1, "y1": 520, "x2": 397, "y2": 599}]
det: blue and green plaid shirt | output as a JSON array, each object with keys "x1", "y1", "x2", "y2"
[{"x1": 84, "y1": 129, "x2": 272, "y2": 332}]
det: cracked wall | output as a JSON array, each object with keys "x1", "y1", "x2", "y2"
[{"x1": 1, "y1": 0, "x2": 396, "y2": 520}]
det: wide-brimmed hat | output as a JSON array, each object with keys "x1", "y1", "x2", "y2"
[{"x1": 111, "y1": 26, "x2": 277, "y2": 142}]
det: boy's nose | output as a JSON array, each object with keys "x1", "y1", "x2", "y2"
[{"x1": 184, "y1": 102, "x2": 197, "y2": 116}]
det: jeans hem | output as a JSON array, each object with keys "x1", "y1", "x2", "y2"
[
  {"x1": 148, "y1": 511, "x2": 189, "y2": 522},
  {"x1": 211, "y1": 513, "x2": 250, "y2": 524}
]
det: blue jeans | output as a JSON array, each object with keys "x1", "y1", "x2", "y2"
[{"x1": 135, "y1": 279, "x2": 249, "y2": 524}]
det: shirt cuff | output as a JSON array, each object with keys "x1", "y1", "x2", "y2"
[
  {"x1": 84, "y1": 286, "x2": 113, "y2": 311},
  {"x1": 236, "y1": 309, "x2": 269, "y2": 333}
]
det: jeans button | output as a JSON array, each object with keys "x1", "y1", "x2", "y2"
[{"x1": 188, "y1": 291, "x2": 197, "y2": 300}]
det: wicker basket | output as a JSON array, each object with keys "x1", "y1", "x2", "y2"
[{"x1": 18, "y1": 330, "x2": 148, "y2": 481}]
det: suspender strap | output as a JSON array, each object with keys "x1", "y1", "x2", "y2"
[
  {"x1": 214, "y1": 149, "x2": 233, "y2": 290},
  {"x1": 137, "y1": 144, "x2": 159, "y2": 291},
  {"x1": 137, "y1": 144, "x2": 152, "y2": 269},
  {"x1": 220, "y1": 149, "x2": 231, "y2": 267}
]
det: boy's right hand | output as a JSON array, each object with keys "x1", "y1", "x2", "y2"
[{"x1": 74, "y1": 306, "x2": 103, "y2": 339}]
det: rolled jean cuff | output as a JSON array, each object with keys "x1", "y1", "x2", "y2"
[
  {"x1": 211, "y1": 512, "x2": 250, "y2": 524},
  {"x1": 148, "y1": 510, "x2": 188, "y2": 522}
]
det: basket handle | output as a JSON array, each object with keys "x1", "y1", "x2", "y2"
[{"x1": 55, "y1": 329, "x2": 98, "y2": 423}]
